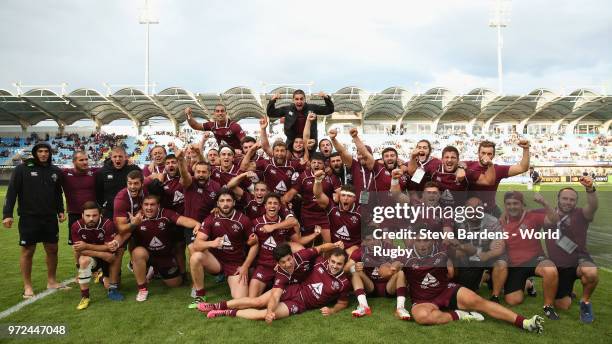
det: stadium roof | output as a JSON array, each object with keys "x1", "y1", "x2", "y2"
[{"x1": 0, "y1": 86, "x2": 611, "y2": 129}]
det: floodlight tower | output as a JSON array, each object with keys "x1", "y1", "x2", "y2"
[
  {"x1": 139, "y1": 0, "x2": 159, "y2": 95},
  {"x1": 489, "y1": 0, "x2": 511, "y2": 94}
]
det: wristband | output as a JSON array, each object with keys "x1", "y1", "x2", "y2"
[
  {"x1": 349, "y1": 265, "x2": 356, "y2": 274},
  {"x1": 390, "y1": 178, "x2": 399, "y2": 186}
]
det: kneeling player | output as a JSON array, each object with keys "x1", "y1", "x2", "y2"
[
  {"x1": 71, "y1": 201, "x2": 123, "y2": 309},
  {"x1": 200, "y1": 244, "x2": 350, "y2": 321},
  {"x1": 347, "y1": 245, "x2": 410, "y2": 320},
  {"x1": 129, "y1": 195, "x2": 200, "y2": 301},
  {"x1": 405, "y1": 234, "x2": 543, "y2": 333}
]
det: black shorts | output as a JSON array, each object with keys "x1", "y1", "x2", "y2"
[
  {"x1": 556, "y1": 267, "x2": 578, "y2": 299},
  {"x1": 455, "y1": 267, "x2": 486, "y2": 292},
  {"x1": 18, "y1": 215, "x2": 59, "y2": 246},
  {"x1": 67, "y1": 213, "x2": 81, "y2": 245},
  {"x1": 182, "y1": 226, "x2": 195, "y2": 244},
  {"x1": 504, "y1": 256, "x2": 547, "y2": 294},
  {"x1": 148, "y1": 255, "x2": 181, "y2": 280},
  {"x1": 76, "y1": 257, "x2": 110, "y2": 277}
]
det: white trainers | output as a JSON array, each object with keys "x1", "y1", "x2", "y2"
[
  {"x1": 395, "y1": 308, "x2": 412, "y2": 321},
  {"x1": 455, "y1": 310, "x2": 484, "y2": 321},
  {"x1": 136, "y1": 288, "x2": 149, "y2": 302},
  {"x1": 523, "y1": 315, "x2": 544, "y2": 334},
  {"x1": 351, "y1": 305, "x2": 372, "y2": 318}
]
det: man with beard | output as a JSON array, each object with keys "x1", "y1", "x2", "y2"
[
  {"x1": 143, "y1": 145, "x2": 166, "y2": 177},
  {"x1": 127, "y1": 195, "x2": 200, "y2": 302},
  {"x1": 71, "y1": 202, "x2": 123, "y2": 308},
  {"x1": 430, "y1": 146, "x2": 495, "y2": 207},
  {"x1": 248, "y1": 193, "x2": 301, "y2": 297},
  {"x1": 330, "y1": 128, "x2": 374, "y2": 204},
  {"x1": 211, "y1": 145, "x2": 251, "y2": 190},
  {"x1": 451, "y1": 197, "x2": 507, "y2": 302},
  {"x1": 312, "y1": 170, "x2": 361, "y2": 256},
  {"x1": 346, "y1": 238, "x2": 411, "y2": 320},
  {"x1": 3, "y1": 142, "x2": 66, "y2": 298},
  {"x1": 96, "y1": 146, "x2": 141, "y2": 219},
  {"x1": 546, "y1": 177, "x2": 599, "y2": 323},
  {"x1": 404, "y1": 139, "x2": 442, "y2": 191},
  {"x1": 266, "y1": 90, "x2": 334, "y2": 148},
  {"x1": 466, "y1": 140, "x2": 530, "y2": 217},
  {"x1": 282, "y1": 153, "x2": 339, "y2": 244},
  {"x1": 351, "y1": 128, "x2": 408, "y2": 192},
  {"x1": 259, "y1": 116, "x2": 306, "y2": 161},
  {"x1": 203, "y1": 247, "x2": 350, "y2": 321},
  {"x1": 500, "y1": 191, "x2": 560, "y2": 320},
  {"x1": 113, "y1": 170, "x2": 149, "y2": 236},
  {"x1": 241, "y1": 140, "x2": 303, "y2": 196},
  {"x1": 189, "y1": 191, "x2": 257, "y2": 307},
  {"x1": 405, "y1": 234, "x2": 544, "y2": 334},
  {"x1": 328, "y1": 152, "x2": 351, "y2": 185},
  {"x1": 185, "y1": 106, "x2": 246, "y2": 153},
  {"x1": 196, "y1": 241, "x2": 343, "y2": 316},
  {"x1": 62, "y1": 151, "x2": 98, "y2": 245}
]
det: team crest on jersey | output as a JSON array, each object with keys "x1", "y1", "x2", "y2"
[
  {"x1": 107, "y1": 174, "x2": 113, "y2": 179},
  {"x1": 270, "y1": 169, "x2": 276, "y2": 175},
  {"x1": 50, "y1": 172, "x2": 57, "y2": 181},
  {"x1": 350, "y1": 216, "x2": 358, "y2": 224},
  {"x1": 335, "y1": 211, "x2": 340, "y2": 217},
  {"x1": 67, "y1": 172, "x2": 73, "y2": 176},
  {"x1": 290, "y1": 304, "x2": 298, "y2": 314},
  {"x1": 317, "y1": 266, "x2": 324, "y2": 273},
  {"x1": 214, "y1": 222, "x2": 221, "y2": 227},
  {"x1": 331, "y1": 280, "x2": 340, "y2": 290},
  {"x1": 252, "y1": 205, "x2": 258, "y2": 211},
  {"x1": 306, "y1": 180, "x2": 312, "y2": 186},
  {"x1": 256, "y1": 272, "x2": 263, "y2": 279},
  {"x1": 87, "y1": 171, "x2": 93, "y2": 176},
  {"x1": 434, "y1": 258, "x2": 441, "y2": 265},
  {"x1": 197, "y1": 188, "x2": 203, "y2": 194},
  {"x1": 30, "y1": 171, "x2": 38, "y2": 176},
  {"x1": 140, "y1": 226, "x2": 147, "y2": 231},
  {"x1": 232, "y1": 224, "x2": 240, "y2": 231},
  {"x1": 158, "y1": 222, "x2": 166, "y2": 230},
  {"x1": 98, "y1": 232, "x2": 104, "y2": 240},
  {"x1": 210, "y1": 192, "x2": 216, "y2": 198}
]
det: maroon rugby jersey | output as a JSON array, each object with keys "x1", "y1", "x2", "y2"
[
  {"x1": 404, "y1": 157, "x2": 442, "y2": 191},
  {"x1": 143, "y1": 164, "x2": 165, "y2": 177},
  {"x1": 295, "y1": 257, "x2": 351, "y2": 309},
  {"x1": 431, "y1": 165, "x2": 479, "y2": 206},
  {"x1": 211, "y1": 163, "x2": 251, "y2": 189},
  {"x1": 200, "y1": 210, "x2": 253, "y2": 266},
  {"x1": 466, "y1": 161, "x2": 510, "y2": 211},
  {"x1": 291, "y1": 170, "x2": 336, "y2": 228},
  {"x1": 70, "y1": 218, "x2": 115, "y2": 245},
  {"x1": 326, "y1": 202, "x2": 362, "y2": 249},
  {"x1": 203, "y1": 119, "x2": 246, "y2": 151},
  {"x1": 183, "y1": 179, "x2": 222, "y2": 222},
  {"x1": 349, "y1": 159, "x2": 373, "y2": 203},
  {"x1": 350, "y1": 246, "x2": 393, "y2": 282},
  {"x1": 241, "y1": 192, "x2": 293, "y2": 220},
  {"x1": 503, "y1": 210, "x2": 547, "y2": 266},
  {"x1": 160, "y1": 175, "x2": 185, "y2": 214},
  {"x1": 371, "y1": 161, "x2": 408, "y2": 192},
  {"x1": 255, "y1": 158, "x2": 303, "y2": 195},
  {"x1": 62, "y1": 167, "x2": 98, "y2": 214},
  {"x1": 545, "y1": 208, "x2": 591, "y2": 268},
  {"x1": 113, "y1": 187, "x2": 148, "y2": 220},
  {"x1": 253, "y1": 215, "x2": 296, "y2": 268},
  {"x1": 273, "y1": 248, "x2": 319, "y2": 289},
  {"x1": 404, "y1": 246, "x2": 453, "y2": 302},
  {"x1": 132, "y1": 208, "x2": 180, "y2": 257}
]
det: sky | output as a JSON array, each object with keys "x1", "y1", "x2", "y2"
[{"x1": 0, "y1": 0, "x2": 611, "y2": 96}]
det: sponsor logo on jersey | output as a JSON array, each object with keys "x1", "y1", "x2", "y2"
[
  {"x1": 67, "y1": 172, "x2": 73, "y2": 176},
  {"x1": 107, "y1": 174, "x2": 113, "y2": 179},
  {"x1": 421, "y1": 273, "x2": 439, "y2": 289},
  {"x1": 270, "y1": 169, "x2": 276, "y2": 175},
  {"x1": 221, "y1": 234, "x2": 232, "y2": 247},
  {"x1": 336, "y1": 225, "x2": 350, "y2": 238},
  {"x1": 149, "y1": 236, "x2": 164, "y2": 250},
  {"x1": 197, "y1": 188, "x2": 203, "y2": 194},
  {"x1": 214, "y1": 222, "x2": 220, "y2": 227},
  {"x1": 310, "y1": 282, "x2": 323, "y2": 298},
  {"x1": 87, "y1": 171, "x2": 93, "y2": 176},
  {"x1": 263, "y1": 236, "x2": 277, "y2": 249},
  {"x1": 275, "y1": 181, "x2": 287, "y2": 192}
]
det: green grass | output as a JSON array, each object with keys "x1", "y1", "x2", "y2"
[{"x1": 0, "y1": 184, "x2": 611, "y2": 343}]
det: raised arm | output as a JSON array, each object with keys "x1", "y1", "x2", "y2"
[
  {"x1": 177, "y1": 147, "x2": 193, "y2": 188},
  {"x1": 579, "y1": 176, "x2": 598, "y2": 221},
  {"x1": 349, "y1": 128, "x2": 375, "y2": 170},
  {"x1": 266, "y1": 94, "x2": 284, "y2": 118},
  {"x1": 240, "y1": 143, "x2": 261, "y2": 172},
  {"x1": 308, "y1": 92, "x2": 334, "y2": 116},
  {"x1": 259, "y1": 116, "x2": 273, "y2": 157},
  {"x1": 313, "y1": 170, "x2": 330, "y2": 209},
  {"x1": 533, "y1": 193, "x2": 559, "y2": 225},
  {"x1": 328, "y1": 128, "x2": 353, "y2": 168},
  {"x1": 184, "y1": 107, "x2": 205, "y2": 131},
  {"x1": 508, "y1": 139, "x2": 530, "y2": 177}
]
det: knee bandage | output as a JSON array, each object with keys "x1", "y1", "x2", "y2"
[{"x1": 78, "y1": 257, "x2": 94, "y2": 285}]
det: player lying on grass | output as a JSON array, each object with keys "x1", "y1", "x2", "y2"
[
  {"x1": 71, "y1": 201, "x2": 124, "y2": 309},
  {"x1": 128, "y1": 195, "x2": 200, "y2": 301},
  {"x1": 346, "y1": 242, "x2": 411, "y2": 320},
  {"x1": 405, "y1": 233, "x2": 544, "y2": 333},
  {"x1": 197, "y1": 242, "x2": 348, "y2": 322}
]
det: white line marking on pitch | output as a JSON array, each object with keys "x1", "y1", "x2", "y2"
[{"x1": 0, "y1": 278, "x2": 75, "y2": 320}]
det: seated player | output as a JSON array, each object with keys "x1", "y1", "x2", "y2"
[
  {"x1": 202, "y1": 247, "x2": 351, "y2": 321},
  {"x1": 195, "y1": 241, "x2": 344, "y2": 314},
  {"x1": 249, "y1": 193, "x2": 302, "y2": 297},
  {"x1": 347, "y1": 240, "x2": 411, "y2": 320},
  {"x1": 71, "y1": 201, "x2": 123, "y2": 309},
  {"x1": 405, "y1": 233, "x2": 544, "y2": 333},
  {"x1": 189, "y1": 191, "x2": 258, "y2": 307},
  {"x1": 547, "y1": 177, "x2": 599, "y2": 323},
  {"x1": 500, "y1": 191, "x2": 560, "y2": 320},
  {"x1": 128, "y1": 195, "x2": 200, "y2": 302},
  {"x1": 451, "y1": 197, "x2": 507, "y2": 302},
  {"x1": 312, "y1": 169, "x2": 361, "y2": 256}
]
